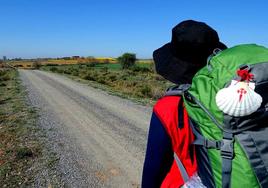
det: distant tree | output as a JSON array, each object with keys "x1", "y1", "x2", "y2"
[
  {"x1": 32, "y1": 61, "x2": 41, "y2": 69},
  {"x1": 118, "y1": 53, "x2": 136, "y2": 69}
]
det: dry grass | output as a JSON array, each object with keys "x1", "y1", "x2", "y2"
[{"x1": 0, "y1": 69, "x2": 41, "y2": 187}]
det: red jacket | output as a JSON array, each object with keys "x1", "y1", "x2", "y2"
[{"x1": 142, "y1": 95, "x2": 197, "y2": 188}]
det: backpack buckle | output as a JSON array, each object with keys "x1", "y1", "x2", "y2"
[
  {"x1": 221, "y1": 138, "x2": 234, "y2": 159},
  {"x1": 204, "y1": 139, "x2": 222, "y2": 149}
]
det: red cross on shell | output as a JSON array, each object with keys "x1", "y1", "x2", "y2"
[{"x1": 237, "y1": 88, "x2": 247, "y2": 102}]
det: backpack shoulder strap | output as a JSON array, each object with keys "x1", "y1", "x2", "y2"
[
  {"x1": 185, "y1": 91, "x2": 235, "y2": 188},
  {"x1": 165, "y1": 84, "x2": 191, "y2": 96}
]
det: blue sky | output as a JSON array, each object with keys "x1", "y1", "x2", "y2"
[{"x1": 0, "y1": 0, "x2": 268, "y2": 59}]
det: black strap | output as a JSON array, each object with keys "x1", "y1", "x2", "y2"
[
  {"x1": 193, "y1": 127, "x2": 234, "y2": 188},
  {"x1": 189, "y1": 120, "x2": 217, "y2": 188},
  {"x1": 165, "y1": 84, "x2": 190, "y2": 129},
  {"x1": 221, "y1": 132, "x2": 234, "y2": 188},
  {"x1": 190, "y1": 120, "x2": 221, "y2": 149},
  {"x1": 178, "y1": 99, "x2": 184, "y2": 128}
]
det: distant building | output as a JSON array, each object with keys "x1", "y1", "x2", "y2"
[
  {"x1": 72, "y1": 56, "x2": 80, "y2": 59},
  {"x1": 3, "y1": 56, "x2": 7, "y2": 61}
]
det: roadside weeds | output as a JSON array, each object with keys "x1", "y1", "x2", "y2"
[
  {"x1": 0, "y1": 69, "x2": 61, "y2": 187},
  {"x1": 41, "y1": 63, "x2": 173, "y2": 106}
]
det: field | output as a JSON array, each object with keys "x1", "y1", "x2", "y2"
[
  {"x1": 6, "y1": 57, "x2": 153, "y2": 69},
  {"x1": 8, "y1": 57, "x2": 118, "y2": 69},
  {"x1": 41, "y1": 62, "x2": 172, "y2": 104}
]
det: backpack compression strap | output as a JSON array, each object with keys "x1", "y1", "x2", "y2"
[{"x1": 184, "y1": 91, "x2": 234, "y2": 188}]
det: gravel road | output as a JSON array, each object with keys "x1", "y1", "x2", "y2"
[{"x1": 19, "y1": 70, "x2": 152, "y2": 188}]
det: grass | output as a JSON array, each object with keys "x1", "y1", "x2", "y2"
[
  {"x1": 0, "y1": 69, "x2": 40, "y2": 187},
  {"x1": 0, "y1": 69, "x2": 60, "y2": 187},
  {"x1": 41, "y1": 63, "x2": 174, "y2": 105}
]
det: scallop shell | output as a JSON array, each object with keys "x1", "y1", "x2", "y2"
[{"x1": 216, "y1": 80, "x2": 262, "y2": 117}]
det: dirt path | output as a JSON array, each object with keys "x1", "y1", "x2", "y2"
[{"x1": 19, "y1": 70, "x2": 151, "y2": 187}]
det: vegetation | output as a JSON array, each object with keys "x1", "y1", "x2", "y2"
[
  {"x1": 42, "y1": 62, "x2": 173, "y2": 104},
  {"x1": 0, "y1": 69, "x2": 59, "y2": 187},
  {"x1": 32, "y1": 61, "x2": 41, "y2": 69},
  {"x1": 117, "y1": 53, "x2": 136, "y2": 69}
]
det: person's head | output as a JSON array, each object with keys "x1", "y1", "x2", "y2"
[{"x1": 153, "y1": 20, "x2": 227, "y2": 84}]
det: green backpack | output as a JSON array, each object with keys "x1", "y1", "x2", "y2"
[{"x1": 181, "y1": 44, "x2": 268, "y2": 188}]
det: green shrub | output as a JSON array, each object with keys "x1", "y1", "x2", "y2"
[
  {"x1": 96, "y1": 77, "x2": 107, "y2": 84},
  {"x1": 140, "y1": 85, "x2": 152, "y2": 97},
  {"x1": 118, "y1": 53, "x2": 136, "y2": 69},
  {"x1": 57, "y1": 69, "x2": 64, "y2": 73},
  {"x1": 81, "y1": 73, "x2": 91, "y2": 80},
  {"x1": 72, "y1": 71, "x2": 79, "y2": 76},
  {"x1": 63, "y1": 69, "x2": 71, "y2": 74},
  {"x1": 32, "y1": 61, "x2": 41, "y2": 69},
  {"x1": 100, "y1": 67, "x2": 108, "y2": 73},
  {"x1": 0, "y1": 70, "x2": 8, "y2": 77},
  {"x1": 87, "y1": 62, "x2": 97, "y2": 67},
  {"x1": 0, "y1": 82, "x2": 7, "y2": 87},
  {"x1": 50, "y1": 67, "x2": 58, "y2": 72},
  {"x1": 81, "y1": 72, "x2": 96, "y2": 81},
  {"x1": 108, "y1": 74, "x2": 117, "y2": 82},
  {"x1": 0, "y1": 71, "x2": 11, "y2": 81},
  {"x1": 131, "y1": 65, "x2": 152, "y2": 73},
  {"x1": 1, "y1": 75, "x2": 11, "y2": 81},
  {"x1": 46, "y1": 63, "x2": 59, "y2": 66},
  {"x1": 16, "y1": 147, "x2": 33, "y2": 159}
]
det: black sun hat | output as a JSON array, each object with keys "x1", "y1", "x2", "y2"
[{"x1": 153, "y1": 20, "x2": 227, "y2": 84}]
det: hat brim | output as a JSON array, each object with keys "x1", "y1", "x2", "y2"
[
  {"x1": 218, "y1": 41, "x2": 228, "y2": 50},
  {"x1": 153, "y1": 43, "x2": 199, "y2": 84},
  {"x1": 153, "y1": 42, "x2": 227, "y2": 84}
]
